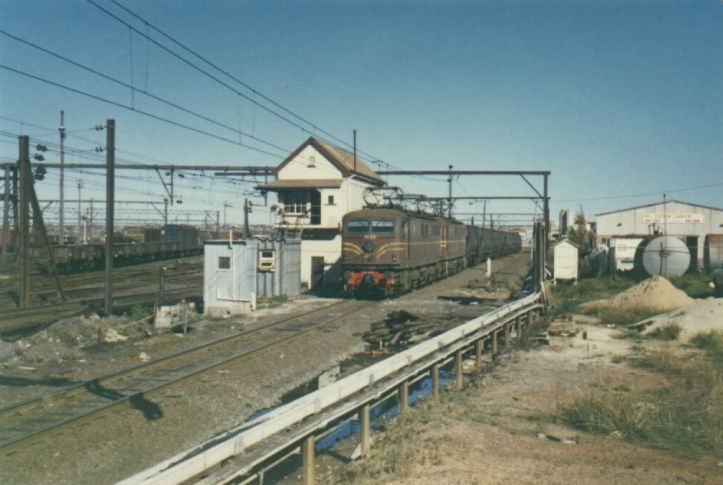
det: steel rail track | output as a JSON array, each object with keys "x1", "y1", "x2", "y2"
[
  {"x1": 0, "y1": 284, "x2": 203, "y2": 334},
  {"x1": 0, "y1": 261, "x2": 203, "y2": 333},
  {"x1": 0, "y1": 298, "x2": 372, "y2": 452},
  {"x1": 0, "y1": 258, "x2": 202, "y2": 303}
]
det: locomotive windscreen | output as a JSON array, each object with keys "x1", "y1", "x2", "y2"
[
  {"x1": 346, "y1": 220, "x2": 395, "y2": 233},
  {"x1": 347, "y1": 220, "x2": 369, "y2": 233},
  {"x1": 371, "y1": 220, "x2": 395, "y2": 233}
]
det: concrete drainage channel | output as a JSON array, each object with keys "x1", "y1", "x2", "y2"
[
  {"x1": 123, "y1": 294, "x2": 544, "y2": 485},
  {"x1": 253, "y1": 363, "x2": 454, "y2": 485}
]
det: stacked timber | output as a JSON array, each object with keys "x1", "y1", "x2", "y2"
[{"x1": 363, "y1": 310, "x2": 460, "y2": 349}]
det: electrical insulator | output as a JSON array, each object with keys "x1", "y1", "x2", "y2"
[
  {"x1": 33, "y1": 166, "x2": 47, "y2": 180},
  {"x1": 33, "y1": 154, "x2": 45, "y2": 161},
  {"x1": 95, "y1": 146, "x2": 105, "y2": 153},
  {"x1": 95, "y1": 124, "x2": 105, "y2": 131},
  {"x1": 35, "y1": 144, "x2": 47, "y2": 152}
]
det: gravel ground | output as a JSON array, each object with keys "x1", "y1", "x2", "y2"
[{"x1": 0, "y1": 252, "x2": 529, "y2": 484}]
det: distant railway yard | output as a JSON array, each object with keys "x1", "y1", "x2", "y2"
[{"x1": 0, "y1": 255, "x2": 203, "y2": 335}]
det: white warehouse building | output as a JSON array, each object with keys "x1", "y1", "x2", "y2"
[
  {"x1": 595, "y1": 199, "x2": 723, "y2": 271},
  {"x1": 258, "y1": 137, "x2": 385, "y2": 290}
]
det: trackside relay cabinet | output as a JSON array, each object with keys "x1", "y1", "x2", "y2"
[{"x1": 203, "y1": 238, "x2": 301, "y2": 317}]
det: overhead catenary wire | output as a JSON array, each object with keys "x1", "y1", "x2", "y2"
[
  {"x1": 0, "y1": 30, "x2": 290, "y2": 156},
  {"x1": 85, "y1": 0, "x2": 383, "y2": 163},
  {"x1": 0, "y1": 64, "x2": 284, "y2": 159},
  {"x1": 104, "y1": 0, "x2": 385, "y2": 163}
]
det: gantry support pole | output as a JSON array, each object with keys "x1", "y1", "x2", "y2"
[
  {"x1": 104, "y1": 119, "x2": 115, "y2": 316},
  {"x1": 17, "y1": 136, "x2": 30, "y2": 307},
  {"x1": 2, "y1": 165, "x2": 10, "y2": 261}
]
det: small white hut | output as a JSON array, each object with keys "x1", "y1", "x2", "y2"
[{"x1": 553, "y1": 239, "x2": 579, "y2": 283}]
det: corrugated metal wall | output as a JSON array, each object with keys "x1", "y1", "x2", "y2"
[
  {"x1": 204, "y1": 238, "x2": 301, "y2": 316},
  {"x1": 256, "y1": 239, "x2": 301, "y2": 297}
]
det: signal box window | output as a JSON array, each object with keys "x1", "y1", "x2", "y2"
[
  {"x1": 218, "y1": 256, "x2": 231, "y2": 270},
  {"x1": 327, "y1": 195, "x2": 335, "y2": 205}
]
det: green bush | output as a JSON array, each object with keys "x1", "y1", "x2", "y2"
[
  {"x1": 669, "y1": 273, "x2": 715, "y2": 299},
  {"x1": 646, "y1": 323, "x2": 682, "y2": 341},
  {"x1": 690, "y1": 330, "x2": 723, "y2": 362}
]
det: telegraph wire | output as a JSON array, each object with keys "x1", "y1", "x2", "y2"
[
  {"x1": 106, "y1": 0, "x2": 384, "y2": 162},
  {"x1": 85, "y1": 0, "x2": 367, "y2": 160},
  {"x1": 0, "y1": 30, "x2": 289, "y2": 155},
  {"x1": 556, "y1": 182, "x2": 723, "y2": 203},
  {"x1": 0, "y1": 64, "x2": 283, "y2": 159}
]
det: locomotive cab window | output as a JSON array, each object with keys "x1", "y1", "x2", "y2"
[
  {"x1": 347, "y1": 220, "x2": 369, "y2": 233},
  {"x1": 371, "y1": 220, "x2": 395, "y2": 233}
]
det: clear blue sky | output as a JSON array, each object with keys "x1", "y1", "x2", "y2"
[{"x1": 1, "y1": 0, "x2": 721, "y2": 228}]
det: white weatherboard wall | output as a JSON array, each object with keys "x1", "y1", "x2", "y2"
[
  {"x1": 277, "y1": 145, "x2": 340, "y2": 181},
  {"x1": 553, "y1": 240, "x2": 578, "y2": 282},
  {"x1": 300, "y1": 236, "x2": 342, "y2": 290}
]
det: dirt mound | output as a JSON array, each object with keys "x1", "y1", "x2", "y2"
[
  {"x1": 583, "y1": 276, "x2": 694, "y2": 313},
  {"x1": 640, "y1": 298, "x2": 723, "y2": 342}
]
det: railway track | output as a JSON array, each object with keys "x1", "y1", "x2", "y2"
[
  {"x1": 0, "y1": 298, "x2": 372, "y2": 452},
  {"x1": 0, "y1": 257, "x2": 203, "y2": 334},
  {"x1": 0, "y1": 257, "x2": 202, "y2": 306}
]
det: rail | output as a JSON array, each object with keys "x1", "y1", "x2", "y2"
[{"x1": 120, "y1": 292, "x2": 544, "y2": 485}]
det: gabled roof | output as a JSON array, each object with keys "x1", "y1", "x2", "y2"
[
  {"x1": 275, "y1": 137, "x2": 385, "y2": 186},
  {"x1": 595, "y1": 199, "x2": 723, "y2": 217},
  {"x1": 257, "y1": 179, "x2": 342, "y2": 190}
]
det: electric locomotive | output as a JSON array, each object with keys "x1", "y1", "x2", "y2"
[{"x1": 341, "y1": 208, "x2": 467, "y2": 296}]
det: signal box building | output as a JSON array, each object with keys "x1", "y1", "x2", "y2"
[
  {"x1": 595, "y1": 200, "x2": 723, "y2": 271},
  {"x1": 258, "y1": 137, "x2": 385, "y2": 289}
]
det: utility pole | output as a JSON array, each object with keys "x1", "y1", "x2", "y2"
[
  {"x1": 18, "y1": 136, "x2": 30, "y2": 307},
  {"x1": 163, "y1": 198, "x2": 169, "y2": 226},
  {"x1": 353, "y1": 129, "x2": 357, "y2": 174},
  {"x1": 77, "y1": 181, "x2": 82, "y2": 242},
  {"x1": 59, "y1": 110, "x2": 65, "y2": 245},
  {"x1": 2, "y1": 165, "x2": 10, "y2": 261},
  {"x1": 543, "y1": 172, "x2": 549, "y2": 278},
  {"x1": 89, "y1": 198, "x2": 94, "y2": 242},
  {"x1": 447, "y1": 164, "x2": 453, "y2": 218},
  {"x1": 104, "y1": 119, "x2": 115, "y2": 316},
  {"x1": 243, "y1": 198, "x2": 252, "y2": 238}
]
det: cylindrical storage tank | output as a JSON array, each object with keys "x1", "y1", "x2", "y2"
[
  {"x1": 704, "y1": 234, "x2": 723, "y2": 272},
  {"x1": 641, "y1": 236, "x2": 690, "y2": 278}
]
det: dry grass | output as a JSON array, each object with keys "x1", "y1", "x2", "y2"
[
  {"x1": 336, "y1": 403, "x2": 446, "y2": 484},
  {"x1": 563, "y1": 341, "x2": 723, "y2": 456}
]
